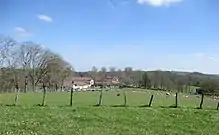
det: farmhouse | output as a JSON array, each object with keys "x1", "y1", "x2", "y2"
[
  {"x1": 62, "y1": 74, "x2": 120, "y2": 91},
  {"x1": 63, "y1": 77, "x2": 94, "y2": 90}
]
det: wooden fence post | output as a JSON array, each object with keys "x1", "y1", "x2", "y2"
[
  {"x1": 41, "y1": 83, "x2": 46, "y2": 106},
  {"x1": 14, "y1": 83, "x2": 19, "y2": 106},
  {"x1": 24, "y1": 75, "x2": 28, "y2": 93},
  {"x1": 175, "y1": 93, "x2": 178, "y2": 108},
  {"x1": 70, "y1": 88, "x2": 73, "y2": 106},
  {"x1": 123, "y1": 92, "x2": 127, "y2": 106},
  {"x1": 98, "y1": 90, "x2": 103, "y2": 106},
  {"x1": 148, "y1": 95, "x2": 154, "y2": 107},
  {"x1": 199, "y1": 93, "x2": 204, "y2": 109},
  {"x1": 217, "y1": 102, "x2": 219, "y2": 110}
]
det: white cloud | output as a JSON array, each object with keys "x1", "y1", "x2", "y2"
[
  {"x1": 137, "y1": 0, "x2": 182, "y2": 7},
  {"x1": 37, "y1": 14, "x2": 53, "y2": 22},
  {"x1": 14, "y1": 27, "x2": 32, "y2": 37}
]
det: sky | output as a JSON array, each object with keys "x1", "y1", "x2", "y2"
[{"x1": 1, "y1": 0, "x2": 219, "y2": 73}]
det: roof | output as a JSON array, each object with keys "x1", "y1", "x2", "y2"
[
  {"x1": 95, "y1": 76, "x2": 120, "y2": 85},
  {"x1": 73, "y1": 82, "x2": 90, "y2": 86},
  {"x1": 70, "y1": 77, "x2": 93, "y2": 81},
  {"x1": 95, "y1": 76, "x2": 118, "y2": 81},
  {"x1": 63, "y1": 77, "x2": 93, "y2": 87}
]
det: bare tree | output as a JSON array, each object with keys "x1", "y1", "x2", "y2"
[
  {"x1": 124, "y1": 67, "x2": 133, "y2": 85},
  {"x1": 27, "y1": 43, "x2": 46, "y2": 91},
  {"x1": 101, "y1": 67, "x2": 107, "y2": 73},
  {"x1": 0, "y1": 38, "x2": 14, "y2": 92},
  {"x1": 60, "y1": 67, "x2": 73, "y2": 91},
  {"x1": 100, "y1": 67, "x2": 107, "y2": 86},
  {"x1": 16, "y1": 43, "x2": 32, "y2": 92},
  {"x1": 44, "y1": 53, "x2": 73, "y2": 91},
  {"x1": 142, "y1": 72, "x2": 151, "y2": 89},
  {"x1": 0, "y1": 36, "x2": 74, "y2": 95},
  {"x1": 92, "y1": 66, "x2": 98, "y2": 72},
  {"x1": 19, "y1": 43, "x2": 55, "y2": 92},
  {"x1": 88, "y1": 66, "x2": 98, "y2": 84},
  {"x1": 109, "y1": 67, "x2": 116, "y2": 76},
  {"x1": 100, "y1": 67, "x2": 107, "y2": 78},
  {"x1": 0, "y1": 37, "x2": 20, "y2": 104}
]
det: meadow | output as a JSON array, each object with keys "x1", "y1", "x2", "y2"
[{"x1": 0, "y1": 89, "x2": 219, "y2": 135}]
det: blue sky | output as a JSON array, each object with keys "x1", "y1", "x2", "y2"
[{"x1": 1, "y1": 0, "x2": 219, "y2": 73}]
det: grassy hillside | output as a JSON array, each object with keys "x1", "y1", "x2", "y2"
[{"x1": 0, "y1": 89, "x2": 219, "y2": 135}]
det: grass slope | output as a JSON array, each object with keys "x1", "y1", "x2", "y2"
[{"x1": 0, "y1": 89, "x2": 219, "y2": 135}]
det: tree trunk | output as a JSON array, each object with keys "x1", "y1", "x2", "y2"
[
  {"x1": 185, "y1": 85, "x2": 188, "y2": 93},
  {"x1": 145, "y1": 81, "x2": 148, "y2": 89},
  {"x1": 55, "y1": 83, "x2": 58, "y2": 91},
  {"x1": 61, "y1": 81, "x2": 64, "y2": 91},
  {"x1": 153, "y1": 82, "x2": 157, "y2": 89},
  {"x1": 32, "y1": 81, "x2": 35, "y2": 92},
  {"x1": 188, "y1": 83, "x2": 191, "y2": 92},
  {"x1": 160, "y1": 77, "x2": 163, "y2": 90},
  {"x1": 32, "y1": 61, "x2": 36, "y2": 92}
]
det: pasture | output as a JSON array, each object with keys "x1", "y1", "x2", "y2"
[{"x1": 0, "y1": 89, "x2": 219, "y2": 135}]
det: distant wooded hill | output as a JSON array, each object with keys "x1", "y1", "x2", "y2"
[{"x1": 74, "y1": 69, "x2": 219, "y2": 95}]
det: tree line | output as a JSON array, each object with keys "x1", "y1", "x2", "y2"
[
  {"x1": 0, "y1": 36, "x2": 73, "y2": 93},
  {"x1": 1, "y1": 36, "x2": 219, "y2": 96},
  {"x1": 84, "y1": 68, "x2": 219, "y2": 95}
]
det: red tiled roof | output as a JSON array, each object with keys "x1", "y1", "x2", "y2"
[
  {"x1": 63, "y1": 76, "x2": 93, "y2": 87},
  {"x1": 69, "y1": 77, "x2": 92, "y2": 81},
  {"x1": 74, "y1": 82, "x2": 90, "y2": 86}
]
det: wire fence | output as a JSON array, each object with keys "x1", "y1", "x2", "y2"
[{"x1": 0, "y1": 89, "x2": 218, "y2": 110}]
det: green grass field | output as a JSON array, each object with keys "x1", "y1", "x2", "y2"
[{"x1": 0, "y1": 89, "x2": 219, "y2": 135}]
